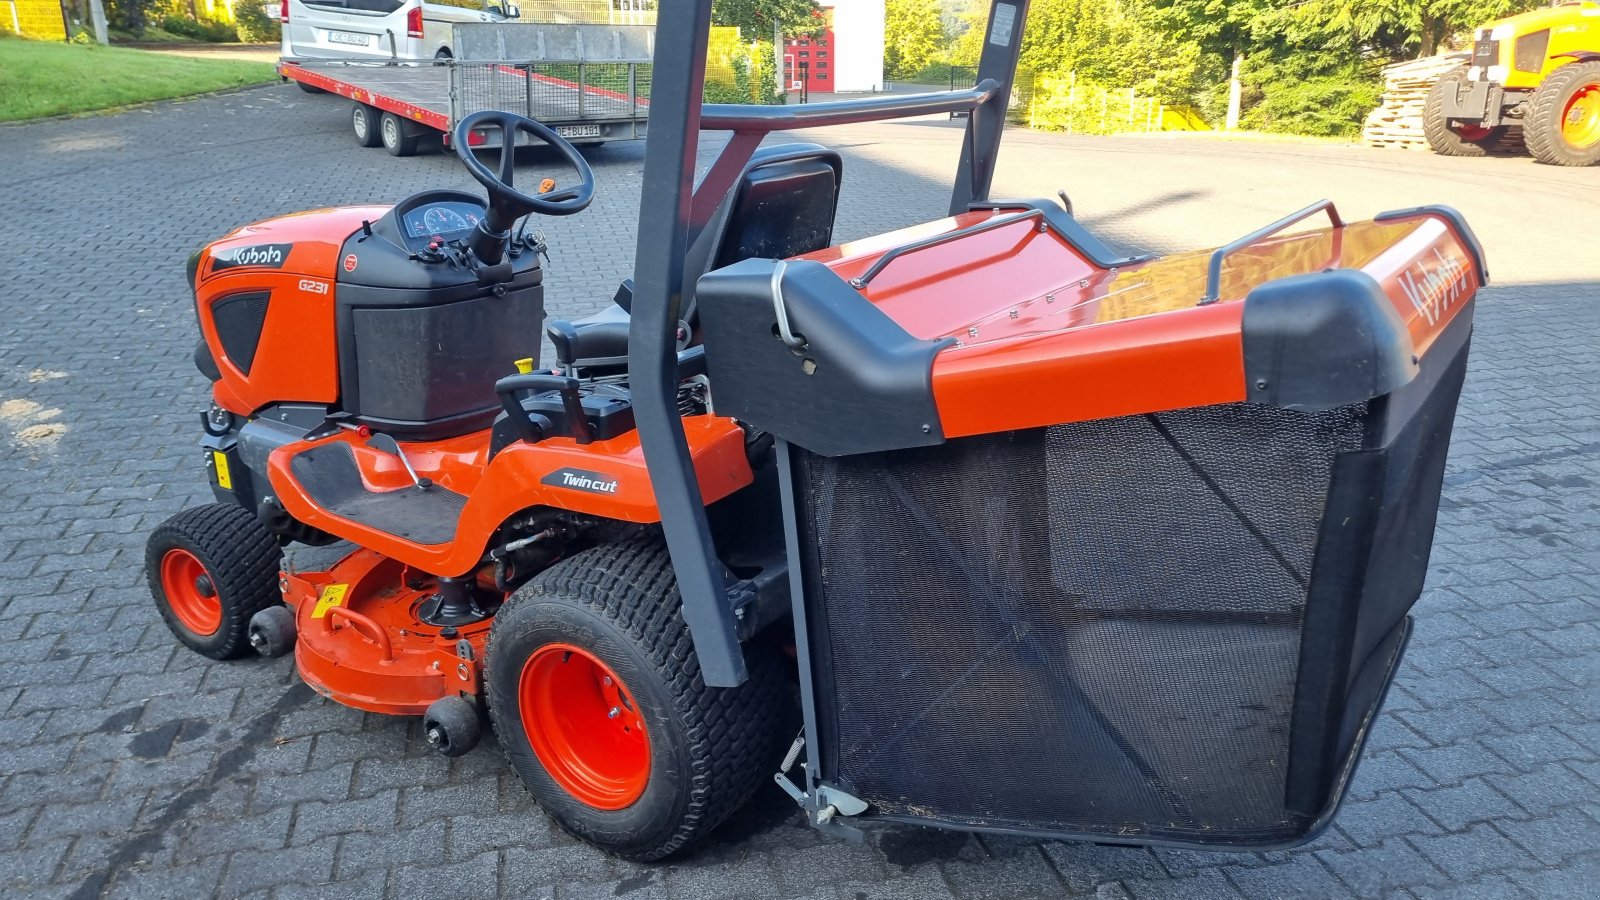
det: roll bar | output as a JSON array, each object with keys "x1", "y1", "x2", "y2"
[
  {"x1": 628, "y1": 1, "x2": 1034, "y2": 687},
  {"x1": 699, "y1": 81, "x2": 1001, "y2": 132}
]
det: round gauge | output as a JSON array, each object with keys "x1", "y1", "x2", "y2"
[{"x1": 422, "y1": 206, "x2": 470, "y2": 234}]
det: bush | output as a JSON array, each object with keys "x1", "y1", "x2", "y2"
[
  {"x1": 160, "y1": 14, "x2": 238, "y2": 43},
  {"x1": 1242, "y1": 74, "x2": 1381, "y2": 138},
  {"x1": 106, "y1": 0, "x2": 164, "y2": 33},
  {"x1": 704, "y1": 42, "x2": 784, "y2": 105},
  {"x1": 234, "y1": 4, "x2": 281, "y2": 44}
]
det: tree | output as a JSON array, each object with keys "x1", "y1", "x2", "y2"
[
  {"x1": 1150, "y1": 0, "x2": 1278, "y2": 128},
  {"x1": 1259, "y1": 0, "x2": 1544, "y2": 58},
  {"x1": 884, "y1": 0, "x2": 946, "y2": 80},
  {"x1": 711, "y1": 0, "x2": 825, "y2": 38}
]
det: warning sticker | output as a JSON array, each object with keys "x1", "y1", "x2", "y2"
[
  {"x1": 312, "y1": 583, "x2": 349, "y2": 619},
  {"x1": 212, "y1": 451, "x2": 232, "y2": 490},
  {"x1": 989, "y1": 3, "x2": 1017, "y2": 47}
]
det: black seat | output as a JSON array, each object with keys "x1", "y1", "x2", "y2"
[{"x1": 547, "y1": 143, "x2": 843, "y2": 375}]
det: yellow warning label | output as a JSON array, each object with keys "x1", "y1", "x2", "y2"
[
  {"x1": 212, "y1": 451, "x2": 232, "y2": 490},
  {"x1": 312, "y1": 584, "x2": 349, "y2": 619}
]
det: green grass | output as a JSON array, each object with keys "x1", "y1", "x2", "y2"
[{"x1": 0, "y1": 36, "x2": 275, "y2": 122}]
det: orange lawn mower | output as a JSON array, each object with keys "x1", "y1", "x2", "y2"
[{"x1": 148, "y1": 0, "x2": 1484, "y2": 862}]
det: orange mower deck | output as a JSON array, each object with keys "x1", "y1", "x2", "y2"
[{"x1": 282, "y1": 548, "x2": 493, "y2": 715}]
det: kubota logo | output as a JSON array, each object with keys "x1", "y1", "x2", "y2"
[
  {"x1": 212, "y1": 243, "x2": 291, "y2": 271},
  {"x1": 1397, "y1": 247, "x2": 1469, "y2": 327},
  {"x1": 540, "y1": 467, "x2": 621, "y2": 495}
]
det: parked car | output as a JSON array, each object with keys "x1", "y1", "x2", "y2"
[{"x1": 279, "y1": 0, "x2": 520, "y2": 63}]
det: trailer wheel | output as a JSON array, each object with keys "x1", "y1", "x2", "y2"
[
  {"x1": 380, "y1": 112, "x2": 420, "y2": 157},
  {"x1": 1423, "y1": 70, "x2": 1505, "y2": 157},
  {"x1": 484, "y1": 537, "x2": 790, "y2": 862},
  {"x1": 1525, "y1": 61, "x2": 1600, "y2": 167},
  {"x1": 296, "y1": 81, "x2": 326, "y2": 95},
  {"x1": 146, "y1": 504, "x2": 283, "y2": 660},
  {"x1": 351, "y1": 103, "x2": 383, "y2": 148}
]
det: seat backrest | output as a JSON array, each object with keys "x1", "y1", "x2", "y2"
[
  {"x1": 680, "y1": 144, "x2": 843, "y2": 322},
  {"x1": 710, "y1": 144, "x2": 843, "y2": 270}
]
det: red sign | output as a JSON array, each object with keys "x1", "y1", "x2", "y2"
[{"x1": 343, "y1": 254, "x2": 358, "y2": 272}]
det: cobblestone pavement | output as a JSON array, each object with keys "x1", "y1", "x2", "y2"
[{"x1": 1, "y1": 85, "x2": 1596, "y2": 899}]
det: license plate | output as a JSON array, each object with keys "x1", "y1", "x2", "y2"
[
  {"x1": 556, "y1": 124, "x2": 602, "y2": 139},
  {"x1": 327, "y1": 30, "x2": 371, "y2": 46}
]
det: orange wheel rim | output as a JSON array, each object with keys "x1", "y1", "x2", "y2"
[
  {"x1": 519, "y1": 643, "x2": 650, "y2": 810},
  {"x1": 1561, "y1": 83, "x2": 1600, "y2": 148},
  {"x1": 159, "y1": 549, "x2": 222, "y2": 636}
]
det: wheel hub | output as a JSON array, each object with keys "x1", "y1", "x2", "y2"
[
  {"x1": 159, "y1": 548, "x2": 223, "y2": 637},
  {"x1": 519, "y1": 643, "x2": 650, "y2": 810},
  {"x1": 1562, "y1": 83, "x2": 1600, "y2": 148}
]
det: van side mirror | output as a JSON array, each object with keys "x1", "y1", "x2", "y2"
[{"x1": 505, "y1": 4, "x2": 520, "y2": 17}]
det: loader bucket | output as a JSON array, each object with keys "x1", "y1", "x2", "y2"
[{"x1": 698, "y1": 202, "x2": 1481, "y2": 848}]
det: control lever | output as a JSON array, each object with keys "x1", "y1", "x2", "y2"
[
  {"x1": 366, "y1": 433, "x2": 432, "y2": 491},
  {"x1": 494, "y1": 373, "x2": 593, "y2": 445}
]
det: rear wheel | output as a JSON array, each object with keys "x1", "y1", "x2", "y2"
[
  {"x1": 380, "y1": 112, "x2": 420, "y2": 157},
  {"x1": 295, "y1": 80, "x2": 326, "y2": 95},
  {"x1": 146, "y1": 504, "x2": 283, "y2": 659},
  {"x1": 485, "y1": 537, "x2": 789, "y2": 861},
  {"x1": 351, "y1": 103, "x2": 383, "y2": 148},
  {"x1": 1423, "y1": 70, "x2": 1505, "y2": 157},
  {"x1": 1526, "y1": 61, "x2": 1600, "y2": 167}
]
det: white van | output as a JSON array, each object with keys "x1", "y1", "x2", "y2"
[{"x1": 279, "y1": 0, "x2": 520, "y2": 62}]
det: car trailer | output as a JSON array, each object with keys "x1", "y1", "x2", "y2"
[{"x1": 279, "y1": 22, "x2": 652, "y2": 156}]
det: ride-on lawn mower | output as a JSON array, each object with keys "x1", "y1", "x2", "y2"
[{"x1": 148, "y1": 0, "x2": 1483, "y2": 862}]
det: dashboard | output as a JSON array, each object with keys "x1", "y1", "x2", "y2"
[{"x1": 400, "y1": 200, "x2": 484, "y2": 245}]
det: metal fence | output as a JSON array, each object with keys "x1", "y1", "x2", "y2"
[
  {"x1": 450, "y1": 61, "x2": 650, "y2": 126},
  {"x1": 1017, "y1": 72, "x2": 1165, "y2": 135}
]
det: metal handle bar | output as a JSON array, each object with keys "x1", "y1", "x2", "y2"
[
  {"x1": 321, "y1": 606, "x2": 394, "y2": 661},
  {"x1": 1200, "y1": 200, "x2": 1343, "y2": 305},
  {"x1": 849, "y1": 209, "x2": 1043, "y2": 289},
  {"x1": 701, "y1": 79, "x2": 1001, "y2": 133}
]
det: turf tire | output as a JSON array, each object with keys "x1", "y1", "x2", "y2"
[
  {"x1": 485, "y1": 536, "x2": 790, "y2": 861},
  {"x1": 146, "y1": 504, "x2": 283, "y2": 660}
]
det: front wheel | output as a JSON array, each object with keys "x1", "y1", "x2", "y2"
[
  {"x1": 1525, "y1": 61, "x2": 1600, "y2": 167},
  {"x1": 146, "y1": 504, "x2": 283, "y2": 659},
  {"x1": 484, "y1": 537, "x2": 790, "y2": 861},
  {"x1": 1423, "y1": 70, "x2": 1505, "y2": 157}
]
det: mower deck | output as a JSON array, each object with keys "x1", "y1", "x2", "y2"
[{"x1": 282, "y1": 545, "x2": 489, "y2": 715}]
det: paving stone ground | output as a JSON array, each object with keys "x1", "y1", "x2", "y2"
[{"x1": 0, "y1": 84, "x2": 1596, "y2": 899}]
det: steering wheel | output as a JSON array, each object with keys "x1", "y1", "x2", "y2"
[{"x1": 453, "y1": 110, "x2": 596, "y2": 230}]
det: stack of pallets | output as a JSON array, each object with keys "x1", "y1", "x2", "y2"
[{"x1": 1362, "y1": 55, "x2": 1466, "y2": 151}]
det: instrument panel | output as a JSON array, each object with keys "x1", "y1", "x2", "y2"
[{"x1": 401, "y1": 200, "x2": 484, "y2": 244}]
